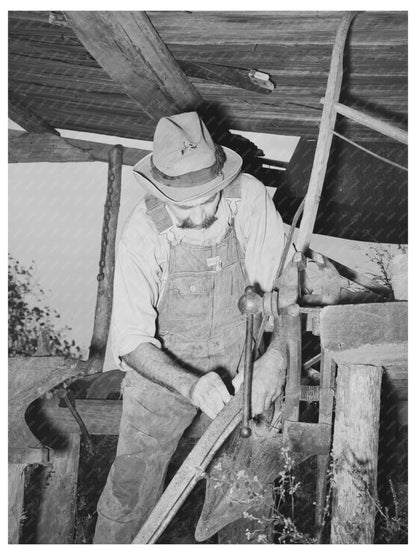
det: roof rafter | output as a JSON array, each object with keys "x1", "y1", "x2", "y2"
[
  {"x1": 9, "y1": 92, "x2": 60, "y2": 135},
  {"x1": 64, "y1": 11, "x2": 203, "y2": 121},
  {"x1": 8, "y1": 129, "x2": 150, "y2": 166}
]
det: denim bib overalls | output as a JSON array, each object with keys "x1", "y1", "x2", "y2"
[{"x1": 94, "y1": 182, "x2": 249, "y2": 543}]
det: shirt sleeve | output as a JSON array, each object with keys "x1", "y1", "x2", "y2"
[
  {"x1": 236, "y1": 174, "x2": 285, "y2": 292},
  {"x1": 110, "y1": 203, "x2": 163, "y2": 366}
]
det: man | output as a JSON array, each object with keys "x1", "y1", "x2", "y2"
[{"x1": 93, "y1": 112, "x2": 287, "y2": 543}]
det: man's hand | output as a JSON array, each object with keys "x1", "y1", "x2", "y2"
[
  {"x1": 232, "y1": 349, "x2": 286, "y2": 417},
  {"x1": 189, "y1": 372, "x2": 232, "y2": 420}
]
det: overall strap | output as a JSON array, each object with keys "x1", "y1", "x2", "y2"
[
  {"x1": 144, "y1": 194, "x2": 172, "y2": 234},
  {"x1": 223, "y1": 174, "x2": 241, "y2": 199}
]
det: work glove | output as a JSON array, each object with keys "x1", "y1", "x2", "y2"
[{"x1": 232, "y1": 348, "x2": 286, "y2": 417}]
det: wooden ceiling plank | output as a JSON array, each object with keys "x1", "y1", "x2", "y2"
[
  {"x1": 64, "y1": 11, "x2": 203, "y2": 120},
  {"x1": 147, "y1": 11, "x2": 406, "y2": 46},
  {"x1": 8, "y1": 129, "x2": 150, "y2": 166},
  {"x1": 9, "y1": 92, "x2": 60, "y2": 135}
]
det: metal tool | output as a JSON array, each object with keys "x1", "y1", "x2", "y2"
[
  {"x1": 237, "y1": 252, "x2": 307, "y2": 438},
  {"x1": 237, "y1": 286, "x2": 263, "y2": 437}
]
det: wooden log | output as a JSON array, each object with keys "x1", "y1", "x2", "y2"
[
  {"x1": 86, "y1": 146, "x2": 122, "y2": 375},
  {"x1": 36, "y1": 433, "x2": 81, "y2": 543},
  {"x1": 296, "y1": 12, "x2": 357, "y2": 252},
  {"x1": 8, "y1": 129, "x2": 150, "y2": 166},
  {"x1": 64, "y1": 11, "x2": 202, "y2": 120},
  {"x1": 320, "y1": 303, "x2": 408, "y2": 366},
  {"x1": 331, "y1": 364, "x2": 383, "y2": 544},
  {"x1": 8, "y1": 130, "x2": 93, "y2": 163},
  {"x1": 333, "y1": 101, "x2": 408, "y2": 145},
  {"x1": 9, "y1": 92, "x2": 60, "y2": 135},
  {"x1": 8, "y1": 463, "x2": 27, "y2": 543}
]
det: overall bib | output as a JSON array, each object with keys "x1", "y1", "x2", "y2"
[{"x1": 94, "y1": 198, "x2": 249, "y2": 543}]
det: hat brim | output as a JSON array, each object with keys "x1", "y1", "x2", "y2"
[{"x1": 132, "y1": 146, "x2": 242, "y2": 204}]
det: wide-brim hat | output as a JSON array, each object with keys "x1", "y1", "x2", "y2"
[{"x1": 133, "y1": 111, "x2": 242, "y2": 204}]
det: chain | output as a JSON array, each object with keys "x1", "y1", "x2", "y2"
[{"x1": 97, "y1": 167, "x2": 115, "y2": 281}]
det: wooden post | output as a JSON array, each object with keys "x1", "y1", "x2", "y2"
[
  {"x1": 8, "y1": 463, "x2": 27, "y2": 543},
  {"x1": 86, "y1": 145, "x2": 122, "y2": 375},
  {"x1": 282, "y1": 311, "x2": 302, "y2": 422},
  {"x1": 330, "y1": 364, "x2": 383, "y2": 544},
  {"x1": 296, "y1": 12, "x2": 357, "y2": 252},
  {"x1": 333, "y1": 102, "x2": 408, "y2": 145},
  {"x1": 314, "y1": 351, "x2": 336, "y2": 541},
  {"x1": 36, "y1": 433, "x2": 81, "y2": 543}
]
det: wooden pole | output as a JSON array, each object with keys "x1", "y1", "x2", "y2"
[
  {"x1": 8, "y1": 463, "x2": 27, "y2": 543},
  {"x1": 86, "y1": 145, "x2": 122, "y2": 375},
  {"x1": 330, "y1": 363, "x2": 383, "y2": 544},
  {"x1": 36, "y1": 434, "x2": 81, "y2": 543},
  {"x1": 296, "y1": 12, "x2": 357, "y2": 252},
  {"x1": 333, "y1": 102, "x2": 408, "y2": 145}
]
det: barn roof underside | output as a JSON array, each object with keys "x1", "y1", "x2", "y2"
[{"x1": 8, "y1": 10, "x2": 408, "y2": 143}]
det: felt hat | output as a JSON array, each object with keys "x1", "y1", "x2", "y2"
[{"x1": 133, "y1": 112, "x2": 242, "y2": 204}]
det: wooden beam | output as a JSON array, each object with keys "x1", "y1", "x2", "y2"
[
  {"x1": 9, "y1": 130, "x2": 150, "y2": 166},
  {"x1": 177, "y1": 60, "x2": 273, "y2": 94},
  {"x1": 64, "y1": 11, "x2": 203, "y2": 120},
  {"x1": 9, "y1": 92, "x2": 60, "y2": 135},
  {"x1": 8, "y1": 130, "x2": 93, "y2": 163},
  {"x1": 36, "y1": 434, "x2": 81, "y2": 544},
  {"x1": 320, "y1": 302, "x2": 408, "y2": 366},
  {"x1": 333, "y1": 101, "x2": 408, "y2": 145},
  {"x1": 38, "y1": 398, "x2": 121, "y2": 435},
  {"x1": 86, "y1": 146, "x2": 122, "y2": 375},
  {"x1": 296, "y1": 12, "x2": 357, "y2": 252},
  {"x1": 8, "y1": 463, "x2": 26, "y2": 543}
]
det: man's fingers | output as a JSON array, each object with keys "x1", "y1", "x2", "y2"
[
  {"x1": 252, "y1": 386, "x2": 266, "y2": 416},
  {"x1": 200, "y1": 392, "x2": 225, "y2": 419},
  {"x1": 263, "y1": 393, "x2": 274, "y2": 414},
  {"x1": 211, "y1": 379, "x2": 231, "y2": 404},
  {"x1": 200, "y1": 403, "x2": 218, "y2": 420},
  {"x1": 232, "y1": 372, "x2": 243, "y2": 393}
]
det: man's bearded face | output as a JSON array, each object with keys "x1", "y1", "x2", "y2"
[{"x1": 168, "y1": 193, "x2": 221, "y2": 230}]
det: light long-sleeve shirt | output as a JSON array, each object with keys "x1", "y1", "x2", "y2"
[{"x1": 111, "y1": 173, "x2": 284, "y2": 365}]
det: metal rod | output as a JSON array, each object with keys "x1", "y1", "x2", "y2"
[
  {"x1": 61, "y1": 392, "x2": 94, "y2": 456},
  {"x1": 331, "y1": 130, "x2": 407, "y2": 171},
  {"x1": 240, "y1": 313, "x2": 254, "y2": 438}
]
